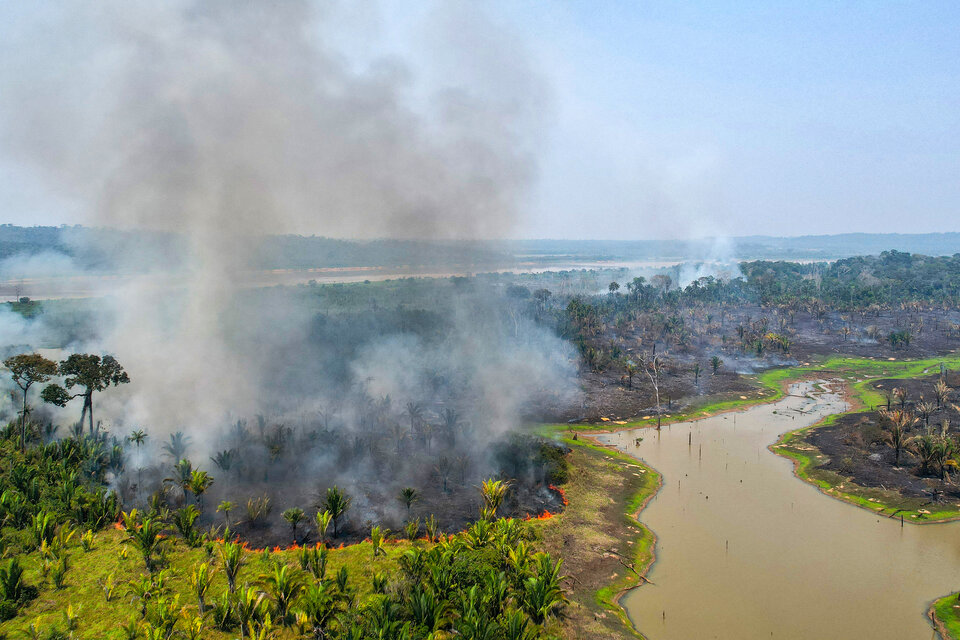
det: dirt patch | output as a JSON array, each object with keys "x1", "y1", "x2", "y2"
[{"x1": 556, "y1": 366, "x2": 754, "y2": 424}]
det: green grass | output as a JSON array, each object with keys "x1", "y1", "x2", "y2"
[
  {"x1": 0, "y1": 529, "x2": 410, "y2": 639},
  {"x1": 930, "y1": 592, "x2": 960, "y2": 639}
]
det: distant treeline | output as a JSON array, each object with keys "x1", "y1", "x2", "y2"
[
  {"x1": 0, "y1": 225, "x2": 511, "y2": 272},
  {"x1": 557, "y1": 252, "x2": 960, "y2": 327},
  {"x1": 5, "y1": 225, "x2": 960, "y2": 274},
  {"x1": 506, "y1": 233, "x2": 960, "y2": 261}
]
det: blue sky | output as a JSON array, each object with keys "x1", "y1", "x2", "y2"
[{"x1": 1, "y1": 1, "x2": 958, "y2": 240}]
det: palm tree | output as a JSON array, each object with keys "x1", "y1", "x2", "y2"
[
  {"x1": 165, "y1": 459, "x2": 193, "y2": 501},
  {"x1": 282, "y1": 508, "x2": 305, "y2": 540},
  {"x1": 162, "y1": 431, "x2": 192, "y2": 462},
  {"x1": 935, "y1": 380, "x2": 951, "y2": 409},
  {"x1": 390, "y1": 422, "x2": 407, "y2": 454},
  {"x1": 370, "y1": 525, "x2": 389, "y2": 558},
  {"x1": 917, "y1": 399, "x2": 937, "y2": 426},
  {"x1": 440, "y1": 408, "x2": 460, "y2": 444},
  {"x1": 217, "y1": 501, "x2": 234, "y2": 527},
  {"x1": 299, "y1": 582, "x2": 340, "y2": 636},
  {"x1": 909, "y1": 433, "x2": 937, "y2": 475},
  {"x1": 321, "y1": 487, "x2": 350, "y2": 538},
  {"x1": 893, "y1": 387, "x2": 908, "y2": 409},
  {"x1": 259, "y1": 563, "x2": 303, "y2": 621},
  {"x1": 405, "y1": 402, "x2": 424, "y2": 436},
  {"x1": 315, "y1": 510, "x2": 333, "y2": 547},
  {"x1": 128, "y1": 429, "x2": 148, "y2": 502},
  {"x1": 124, "y1": 516, "x2": 165, "y2": 572},
  {"x1": 623, "y1": 360, "x2": 638, "y2": 388},
  {"x1": 522, "y1": 553, "x2": 568, "y2": 624},
  {"x1": 189, "y1": 562, "x2": 212, "y2": 614},
  {"x1": 479, "y1": 478, "x2": 511, "y2": 520},
  {"x1": 882, "y1": 388, "x2": 893, "y2": 411},
  {"x1": 435, "y1": 457, "x2": 453, "y2": 493},
  {"x1": 187, "y1": 470, "x2": 214, "y2": 511},
  {"x1": 233, "y1": 585, "x2": 267, "y2": 639},
  {"x1": 399, "y1": 487, "x2": 419, "y2": 516},
  {"x1": 881, "y1": 409, "x2": 918, "y2": 466},
  {"x1": 210, "y1": 449, "x2": 237, "y2": 475},
  {"x1": 173, "y1": 505, "x2": 202, "y2": 546},
  {"x1": 218, "y1": 541, "x2": 244, "y2": 592},
  {"x1": 931, "y1": 430, "x2": 957, "y2": 480},
  {"x1": 421, "y1": 422, "x2": 435, "y2": 452}
]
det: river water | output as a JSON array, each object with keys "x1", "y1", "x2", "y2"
[{"x1": 596, "y1": 380, "x2": 960, "y2": 639}]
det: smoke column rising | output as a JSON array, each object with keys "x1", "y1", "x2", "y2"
[{"x1": 0, "y1": 1, "x2": 567, "y2": 441}]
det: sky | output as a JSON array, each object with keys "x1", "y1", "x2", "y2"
[{"x1": 0, "y1": 1, "x2": 958, "y2": 240}]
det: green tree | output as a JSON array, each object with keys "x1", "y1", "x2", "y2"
[
  {"x1": 881, "y1": 409, "x2": 917, "y2": 466},
  {"x1": 124, "y1": 516, "x2": 166, "y2": 572},
  {"x1": 282, "y1": 507, "x2": 305, "y2": 540},
  {"x1": 3, "y1": 353, "x2": 58, "y2": 451},
  {"x1": 322, "y1": 487, "x2": 351, "y2": 538},
  {"x1": 189, "y1": 562, "x2": 212, "y2": 614},
  {"x1": 217, "y1": 501, "x2": 234, "y2": 527},
  {"x1": 399, "y1": 487, "x2": 419, "y2": 516},
  {"x1": 218, "y1": 541, "x2": 244, "y2": 593},
  {"x1": 41, "y1": 354, "x2": 129, "y2": 435},
  {"x1": 162, "y1": 432, "x2": 192, "y2": 462},
  {"x1": 127, "y1": 430, "x2": 148, "y2": 500},
  {"x1": 315, "y1": 510, "x2": 333, "y2": 547},
  {"x1": 479, "y1": 479, "x2": 511, "y2": 520},
  {"x1": 187, "y1": 470, "x2": 214, "y2": 511},
  {"x1": 259, "y1": 564, "x2": 303, "y2": 621}
]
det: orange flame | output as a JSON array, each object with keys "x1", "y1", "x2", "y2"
[
  {"x1": 523, "y1": 510, "x2": 556, "y2": 521},
  {"x1": 548, "y1": 484, "x2": 569, "y2": 506}
]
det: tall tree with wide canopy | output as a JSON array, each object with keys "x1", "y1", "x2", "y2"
[
  {"x1": 41, "y1": 354, "x2": 129, "y2": 434},
  {"x1": 3, "y1": 353, "x2": 58, "y2": 451}
]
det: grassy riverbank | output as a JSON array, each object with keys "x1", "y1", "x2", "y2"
[
  {"x1": 538, "y1": 438, "x2": 661, "y2": 639},
  {"x1": 769, "y1": 354, "x2": 960, "y2": 522},
  {"x1": 930, "y1": 592, "x2": 960, "y2": 639}
]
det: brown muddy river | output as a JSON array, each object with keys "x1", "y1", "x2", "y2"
[{"x1": 596, "y1": 380, "x2": 960, "y2": 639}]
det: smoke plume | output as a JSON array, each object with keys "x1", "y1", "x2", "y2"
[{"x1": 0, "y1": 1, "x2": 570, "y2": 455}]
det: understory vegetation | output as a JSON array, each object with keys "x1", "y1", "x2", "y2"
[{"x1": 0, "y1": 414, "x2": 569, "y2": 639}]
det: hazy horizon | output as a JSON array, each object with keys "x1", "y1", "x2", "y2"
[{"x1": 1, "y1": 1, "x2": 957, "y2": 240}]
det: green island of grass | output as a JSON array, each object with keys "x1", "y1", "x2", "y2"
[{"x1": 930, "y1": 592, "x2": 960, "y2": 640}]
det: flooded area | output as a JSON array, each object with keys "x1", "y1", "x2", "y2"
[{"x1": 596, "y1": 380, "x2": 960, "y2": 639}]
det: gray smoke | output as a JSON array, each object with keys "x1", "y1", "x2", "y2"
[{"x1": 0, "y1": 1, "x2": 570, "y2": 448}]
